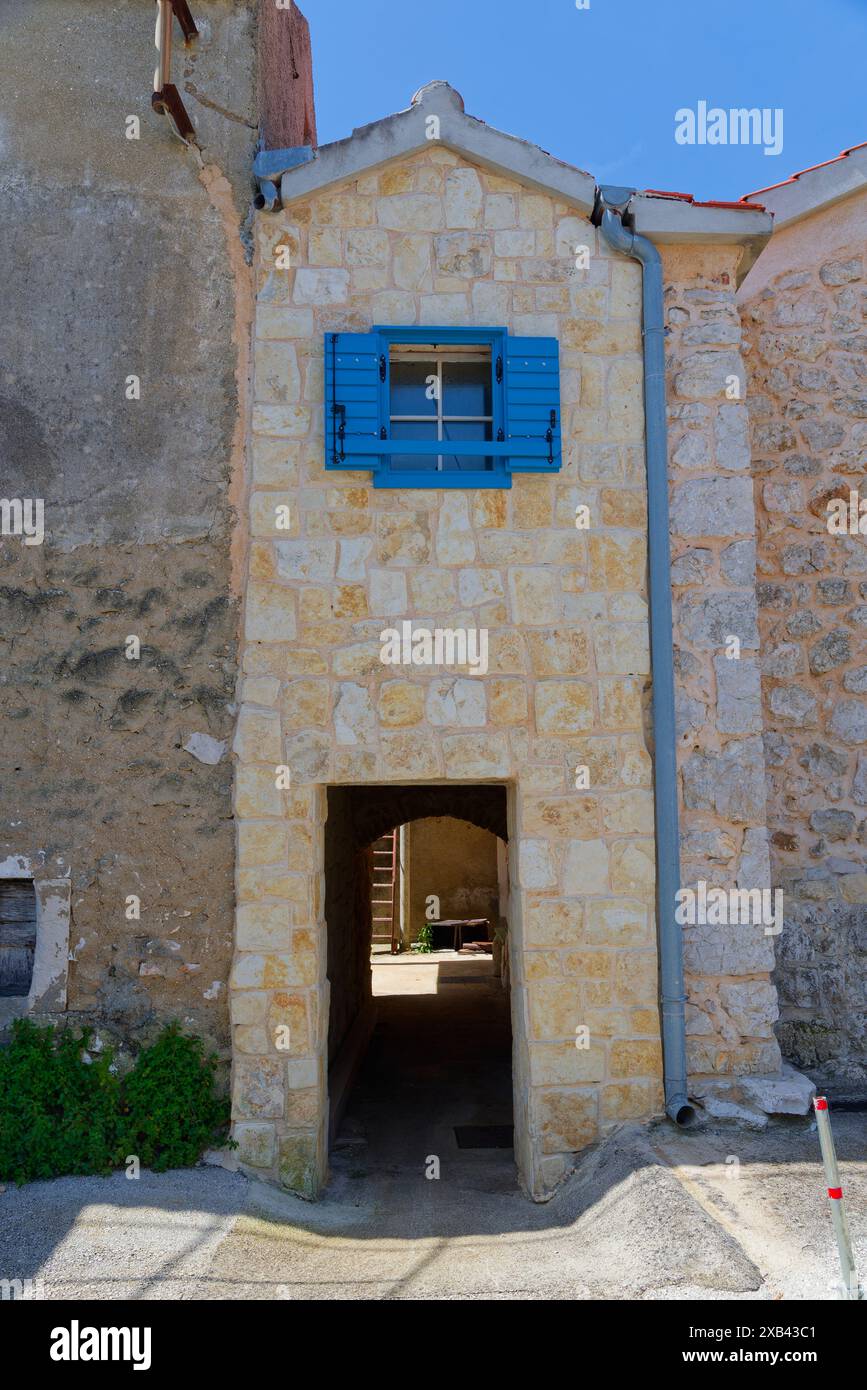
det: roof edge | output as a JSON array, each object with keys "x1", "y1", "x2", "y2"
[
  {"x1": 279, "y1": 81, "x2": 597, "y2": 214},
  {"x1": 627, "y1": 192, "x2": 774, "y2": 283},
  {"x1": 739, "y1": 143, "x2": 867, "y2": 229}
]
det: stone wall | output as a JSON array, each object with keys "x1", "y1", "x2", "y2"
[
  {"x1": 232, "y1": 142, "x2": 666, "y2": 1199},
  {"x1": 739, "y1": 192, "x2": 867, "y2": 1081},
  {"x1": 662, "y1": 245, "x2": 780, "y2": 1079},
  {"x1": 407, "y1": 817, "x2": 499, "y2": 944},
  {"x1": 0, "y1": 0, "x2": 256, "y2": 1056},
  {"x1": 324, "y1": 787, "x2": 371, "y2": 1063}
]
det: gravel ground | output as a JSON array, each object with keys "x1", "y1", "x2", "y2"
[{"x1": 1, "y1": 1114, "x2": 863, "y2": 1301}]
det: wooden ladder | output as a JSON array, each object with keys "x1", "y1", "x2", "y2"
[{"x1": 371, "y1": 827, "x2": 399, "y2": 953}]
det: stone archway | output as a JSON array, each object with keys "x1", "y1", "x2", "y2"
[
  {"x1": 324, "y1": 783, "x2": 514, "y2": 1185},
  {"x1": 342, "y1": 783, "x2": 509, "y2": 848}
]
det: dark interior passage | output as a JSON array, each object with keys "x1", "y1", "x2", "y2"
[
  {"x1": 324, "y1": 784, "x2": 516, "y2": 1193},
  {"x1": 334, "y1": 954, "x2": 516, "y2": 1194}
]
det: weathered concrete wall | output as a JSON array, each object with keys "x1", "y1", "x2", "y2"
[
  {"x1": 739, "y1": 190, "x2": 867, "y2": 1082},
  {"x1": 662, "y1": 245, "x2": 780, "y2": 1079},
  {"x1": 0, "y1": 0, "x2": 257, "y2": 1055},
  {"x1": 407, "y1": 817, "x2": 499, "y2": 942}
]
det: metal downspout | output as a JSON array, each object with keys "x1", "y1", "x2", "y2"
[{"x1": 596, "y1": 189, "x2": 695, "y2": 1127}]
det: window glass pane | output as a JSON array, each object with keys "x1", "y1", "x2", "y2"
[
  {"x1": 391, "y1": 420, "x2": 439, "y2": 471},
  {"x1": 442, "y1": 420, "x2": 493, "y2": 472},
  {"x1": 442, "y1": 359, "x2": 491, "y2": 417},
  {"x1": 390, "y1": 359, "x2": 437, "y2": 417}
]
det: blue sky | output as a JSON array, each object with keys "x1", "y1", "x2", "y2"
[{"x1": 307, "y1": 0, "x2": 866, "y2": 201}]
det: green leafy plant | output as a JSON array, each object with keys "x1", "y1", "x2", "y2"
[
  {"x1": 0, "y1": 1019, "x2": 231, "y2": 1185},
  {"x1": 118, "y1": 1024, "x2": 231, "y2": 1172},
  {"x1": 0, "y1": 1019, "x2": 121, "y2": 1184},
  {"x1": 413, "y1": 921, "x2": 434, "y2": 954}
]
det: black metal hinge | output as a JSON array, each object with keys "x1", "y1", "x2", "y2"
[
  {"x1": 545, "y1": 409, "x2": 557, "y2": 464},
  {"x1": 332, "y1": 404, "x2": 346, "y2": 463}
]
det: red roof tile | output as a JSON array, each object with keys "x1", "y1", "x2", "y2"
[
  {"x1": 641, "y1": 188, "x2": 767, "y2": 212},
  {"x1": 741, "y1": 141, "x2": 867, "y2": 201}
]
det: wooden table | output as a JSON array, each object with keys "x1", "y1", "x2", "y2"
[{"x1": 432, "y1": 918, "x2": 491, "y2": 951}]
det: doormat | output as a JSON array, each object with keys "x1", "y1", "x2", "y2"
[{"x1": 454, "y1": 1125, "x2": 514, "y2": 1149}]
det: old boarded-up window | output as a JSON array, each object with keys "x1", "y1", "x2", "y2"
[{"x1": 0, "y1": 880, "x2": 37, "y2": 997}]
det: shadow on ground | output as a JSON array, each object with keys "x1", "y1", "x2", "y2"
[{"x1": 1, "y1": 957, "x2": 864, "y2": 1300}]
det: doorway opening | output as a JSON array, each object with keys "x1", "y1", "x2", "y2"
[{"x1": 324, "y1": 784, "x2": 515, "y2": 1191}]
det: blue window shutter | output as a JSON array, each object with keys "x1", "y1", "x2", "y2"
[
  {"x1": 324, "y1": 332, "x2": 384, "y2": 471},
  {"x1": 504, "y1": 336, "x2": 561, "y2": 473}
]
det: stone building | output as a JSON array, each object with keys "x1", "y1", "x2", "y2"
[
  {"x1": 1, "y1": 1, "x2": 864, "y2": 1202},
  {"x1": 738, "y1": 147, "x2": 867, "y2": 1085}
]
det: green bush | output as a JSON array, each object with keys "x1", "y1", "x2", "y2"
[
  {"x1": 0, "y1": 1019, "x2": 121, "y2": 1184},
  {"x1": 0, "y1": 1019, "x2": 231, "y2": 1184},
  {"x1": 118, "y1": 1024, "x2": 231, "y2": 1172}
]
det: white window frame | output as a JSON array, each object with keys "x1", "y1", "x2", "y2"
[{"x1": 389, "y1": 345, "x2": 493, "y2": 472}]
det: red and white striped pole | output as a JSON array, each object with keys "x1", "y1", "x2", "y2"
[{"x1": 813, "y1": 1096, "x2": 861, "y2": 1300}]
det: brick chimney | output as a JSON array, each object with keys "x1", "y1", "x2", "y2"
[{"x1": 258, "y1": 0, "x2": 317, "y2": 150}]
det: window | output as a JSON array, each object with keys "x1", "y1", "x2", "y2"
[
  {"x1": 324, "y1": 326, "x2": 561, "y2": 488},
  {"x1": 0, "y1": 879, "x2": 37, "y2": 999},
  {"x1": 390, "y1": 345, "x2": 494, "y2": 473}
]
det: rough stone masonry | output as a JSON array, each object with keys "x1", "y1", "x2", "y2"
[
  {"x1": 231, "y1": 83, "x2": 785, "y2": 1199},
  {"x1": 2, "y1": 1, "x2": 863, "y2": 1205}
]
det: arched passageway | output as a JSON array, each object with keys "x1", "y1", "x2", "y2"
[{"x1": 324, "y1": 784, "x2": 515, "y2": 1194}]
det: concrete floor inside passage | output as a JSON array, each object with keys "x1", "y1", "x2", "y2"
[{"x1": 330, "y1": 953, "x2": 518, "y2": 1201}]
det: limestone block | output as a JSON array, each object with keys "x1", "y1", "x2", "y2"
[
  {"x1": 380, "y1": 731, "x2": 440, "y2": 777},
  {"x1": 378, "y1": 194, "x2": 444, "y2": 231},
  {"x1": 601, "y1": 791, "x2": 654, "y2": 835},
  {"x1": 442, "y1": 732, "x2": 510, "y2": 777},
  {"x1": 609, "y1": 1039, "x2": 663, "y2": 1079},
  {"x1": 444, "y1": 168, "x2": 483, "y2": 228},
  {"x1": 426, "y1": 678, "x2": 486, "y2": 727},
  {"x1": 593, "y1": 624, "x2": 650, "y2": 676},
  {"x1": 393, "y1": 235, "x2": 432, "y2": 290},
  {"x1": 429, "y1": 493, "x2": 474, "y2": 564},
  {"x1": 278, "y1": 1134, "x2": 319, "y2": 1196},
  {"x1": 671, "y1": 476, "x2": 755, "y2": 538},
  {"x1": 235, "y1": 1123, "x2": 277, "y2": 1168},
  {"x1": 538, "y1": 1089, "x2": 597, "y2": 1154},
  {"x1": 740, "y1": 1062, "x2": 816, "y2": 1115},
  {"x1": 334, "y1": 682, "x2": 376, "y2": 745},
  {"x1": 524, "y1": 898, "x2": 584, "y2": 947},
  {"x1": 238, "y1": 823, "x2": 290, "y2": 871},
  {"x1": 234, "y1": 707, "x2": 282, "y2": 765},
  {"x1": 714, "y1": 655, "x2": 763, "y2": 734},
  {"x1": 275, "y1": 538, "x2": 337, "y2": 582},
  {"x1": 379, "y1": 681, "x2": 425, "y2": 727},
  {"x1": 585, "y1": 899, "x2": 650, "y2": 947},
  {"x1": 525, "y1": 630, "x2": 590, "y2": 675},
  {"x1": 562, "y1": 839, "x2": 609, "y2": 894},
  {"x1": 377, "y1": 512, "x2": 432, "y2": 566},
  {"x1": 233, "y1": 1056, "x2": 285, "y2": 1119},
  {"x1": 280, "y1": 680, "x2": 330, "y2": 729},
  {"x1": 434, "y1": 232, "x2": 491, "y2": 277},
  {"x1": 529, "y1": 1043, "x2": 605, "y2": 1086},
  {"x1": 518, "y1": 839, "x2": 559, "y2": 890},
  {"x1": 522, "y1": 797, "x2": 598, "y2": 839},
  {"x1": 489, "y1": 678, "x2": 528, "y2": 724},
  {"x1": 293, "y1": 268, "x2": 350, "y2": 305},
  {"x1": 345, "y1": 229, "x2": 389, "y2": 265},
  {"x1": 535, "y1": 681, "x2": 594, "y2": 734}
]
